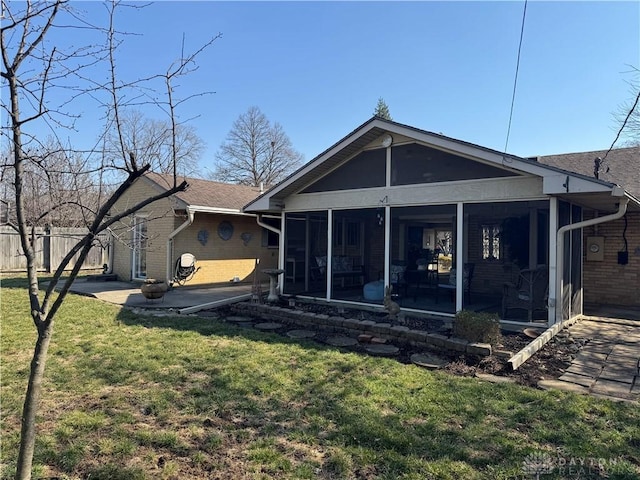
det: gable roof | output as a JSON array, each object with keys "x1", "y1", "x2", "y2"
[
  {"x1": 536, "y1": 146, "x2": 640, "y2": 198},
  {"x1": 144, "y1": 172, "x2": 262, "y2": 213},
  {"x1": 244, "y1": 117, "x2": 638, "y2": 213}
]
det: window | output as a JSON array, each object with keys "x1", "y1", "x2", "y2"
[
  {"x1": 261, "y1": 217, "x2": 280, "y2": 248},
  {"x1": 346, "y1": 221, "x2": 360, "y2": 246},
  {"x1": 482, "y1": 225, "x2": 500, "y2": 260}
]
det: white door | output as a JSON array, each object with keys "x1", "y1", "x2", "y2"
[{"x1": 132, "y1": 215, "x2": 148, "y2": 280}]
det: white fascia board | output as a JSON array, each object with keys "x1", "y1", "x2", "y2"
[
  {"x1": 187, "y1": 205, "x2": 254, "y2": 217},
  {"x1": 243, "y1": 195, "x2": 273, "y2": 212},
  {"x1": 284, "y1": 176, "x2": 545, "y2": 211},
  {"x1": 542, "y1": 175, "x2": 614, "y2": 195}
]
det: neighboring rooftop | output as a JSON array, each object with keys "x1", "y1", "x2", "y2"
[
  {"x1": 145, "y1": 172, "x2": 262, "y2": 211},
  {"x1": 536, "y1": 146, "x2": 640, "y2": 198}
]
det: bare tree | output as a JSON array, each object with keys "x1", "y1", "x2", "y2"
[
  {"x1": 0, "y1": 2, "x2": 218, "y2": 478},
  {"x1": 612, "y1": 67, "x2": 640, "y2": 147},
  {"x1": 211, "y1": 106, "x2": 303, "y2": 188},
  {"x1": 0, "y1": 137, "x2": 102, "y2": 227},
  {"x1": 103, "y1": 109, "x2": 204, "y2": 176}
]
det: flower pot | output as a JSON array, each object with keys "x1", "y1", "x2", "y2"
[{"x1": 140, "y1": 279, "x2": 168, "y2": 300}]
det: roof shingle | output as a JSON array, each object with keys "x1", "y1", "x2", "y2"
[
  {"x1": 144, "y1": 172, "x2": 262, "y2": 211},
  {"x1": 537, "y1": 146, "x2": 639, "y2": 198}
]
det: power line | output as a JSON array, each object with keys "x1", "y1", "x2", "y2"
[{"x1": 504, "y1": 0, "x2": 528, "y2": 154}]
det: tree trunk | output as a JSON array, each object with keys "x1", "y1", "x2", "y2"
[{"x1": 15, "y1": 321, "x2": 54, "y2": 480}]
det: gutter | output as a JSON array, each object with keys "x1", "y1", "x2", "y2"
[
  {"x1": 166, "y1": 207, "x2": 195, "y2": 285},
  {"x1": 256, "y1": 213, "x2": 281, "y2": 235},
  {"x1": 552, "y1": 189, "x2": 628, "y2": 324}
]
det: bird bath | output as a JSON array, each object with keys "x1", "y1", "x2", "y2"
[{"x1": 262, "y1": 268, "x2": 285, "y2": 302}]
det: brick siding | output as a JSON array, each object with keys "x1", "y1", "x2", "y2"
[{"x1": 582, "y1": 211, "x2": 639, "y2": 308}]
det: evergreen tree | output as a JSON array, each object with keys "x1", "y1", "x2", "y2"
[{"x1": 374, "y1": 97, "x2": 392, "y2": 120}]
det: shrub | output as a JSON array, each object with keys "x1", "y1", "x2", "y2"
[{"x1": 453, "y1": 310, "x2": 501, "y2": 345}]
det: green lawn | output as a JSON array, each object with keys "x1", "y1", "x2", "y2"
[{"x1": 1, "y1": 275, "x2": 639, "y2": 480}]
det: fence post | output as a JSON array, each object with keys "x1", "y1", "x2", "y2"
[{"x1": 43, "y1": 224, "x2": 51, "y2": 273}]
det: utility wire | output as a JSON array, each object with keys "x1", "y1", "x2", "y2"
[{"x1": 504, "y1": 0, "x2": 528, "y2": 154}]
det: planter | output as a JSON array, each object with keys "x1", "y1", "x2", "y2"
[{"x1": 140, "y1": 279, "x2": 168, "y2": 300}]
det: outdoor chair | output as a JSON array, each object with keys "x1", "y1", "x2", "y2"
[
  {"x1": 502, "y1": 265, "x2": 548, "y2": 322},
  {"x1": 436, "y1": 262, "x2": 474, "y2": 303}
]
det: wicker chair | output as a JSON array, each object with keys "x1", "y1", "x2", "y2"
[{"x1": 502, "y1": 265, "x2": 548, "y2": 322}]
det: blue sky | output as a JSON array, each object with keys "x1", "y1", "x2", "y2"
[{"x1": 12, "y1": 1, "x2": 640, "y2": 172}]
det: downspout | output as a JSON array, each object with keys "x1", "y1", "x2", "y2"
[
  {"x1": 256, "y1": 213, "x2": 281, "y2": 235},
  {"x1": 553, "y1": 192, "x2": 628, "y2": 324},
  {"x1": 104, "y1": 228, "x2": 115, "y2": 274},
  {"x1": 166, "y1": 207, "x2": 195, "y2": 285}
]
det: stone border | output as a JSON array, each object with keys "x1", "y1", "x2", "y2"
[{"x1": 232, "y1": 303, "x2": 491, "y2": 357}]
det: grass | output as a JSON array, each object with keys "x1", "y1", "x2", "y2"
[{"x1": 1, "y1": 274, "x2": 639, "y2": 479}]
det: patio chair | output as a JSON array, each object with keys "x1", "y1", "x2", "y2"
[
  {"x1": 436, "y1": 262, "x2": 474, "y2": 303},
  {"x1": 502, "y1": 265, "x2": 548, "y2": 322}
]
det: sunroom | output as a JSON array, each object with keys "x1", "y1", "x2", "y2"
[{"x1": 244, "y1": 118, "x2": 638, "y2": 327}]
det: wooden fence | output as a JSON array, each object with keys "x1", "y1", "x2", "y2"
[{"x1": 0, "y1": 226, "x2": 109, "y2": 272}]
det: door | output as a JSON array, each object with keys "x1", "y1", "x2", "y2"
[{"x1": 132, "y1": 215, "x2": 148, "y2": 280}]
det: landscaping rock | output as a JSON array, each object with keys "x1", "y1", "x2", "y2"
[
  {"x1": 254, "y1": 322, "x2": 283, "y2": 330},
  {"x1": 365, "y1": 344, "x2": 399, "y2": 356},
  {"x1": 325, "y1": 336, "x2": 358, "y2": 347},
  {"x1": 466, "y1": 342, "x2": 492, "y2": 356},
  {"x1": 410, "y1": 353, "x2": 446, "y2": 369},
  {"x1": 286, "y1": 329, "x2": 316, "y2": 339}
]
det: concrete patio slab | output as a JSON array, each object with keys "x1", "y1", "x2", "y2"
[
  {"x1": 538, "y1": 319, "x2": 639, "y2": 403},
  {"x1": 65, "y1": 278, "x2": 255, "y2": 310},
  {"x1": 591, "y1": 379, "x2": 634, "y2": 398},
  {"x1": 558, "y1": 372, "x2": 595, "y2": 388}
]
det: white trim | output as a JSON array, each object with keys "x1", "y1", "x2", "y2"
[
  {"x1": 384, "y1": 205, "x2": 390, "y2": 288},
  {"x1": 132, "y1": 213, "x2": 149, "y2": 281},
  {"x1": 283, "y1": 177, "x2": 545, "y2": 212},
  {"x1": 326, "y1": 209, "x2": 333, "y2": 301},
  {"x1": 187, "y1": 205, "x2": 253, "y2": 216},
  {"x1": 456, "y1": 203, "x2": 463, "y2": 312},
  {"x1": 547, "y1": 197, "x2": 558, "y2": 326}
]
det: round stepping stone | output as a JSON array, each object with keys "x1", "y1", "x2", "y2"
[
  {"x1": 325, "y1": 336, "x2": 358, "y2": 347},
  {"x1": 225, "y1": 315, "x2": 253, "y2": 323},
  {"x1": 410, "y1": 353, "x2": 446, "y2": 369},
  {"x1": 254, "y1": 322, "x2": 283, "y2": 331},
  {"x1": 236, "y1": 322, "x2": 254, "y2": 329},
  {"x1": 286, "y1": 329, "x2": 316, "y2": 339},
  {"x1": 365, "y1": 344, "x2": 399, "y2": 356}
]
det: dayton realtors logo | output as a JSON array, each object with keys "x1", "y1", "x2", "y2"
[{"x1": 521, "y1": 451, "x2": 623, "y2": 478}]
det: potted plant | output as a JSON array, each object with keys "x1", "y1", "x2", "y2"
[{"x1": 140, "y1": 279, "x2": 168, "y2": 300}]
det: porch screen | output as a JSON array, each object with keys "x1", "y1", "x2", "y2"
[
  {"x1": 391, "y1": 143, "x2": 516, "y2": 186},
  {"x1": 301, "y1": 149, "x2": 386, "y2": 193}
]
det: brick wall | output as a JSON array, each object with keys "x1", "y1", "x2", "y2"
[
  {"x1": 173, "y1": 213, "x2": 277, "y2": 285},
  {"x1": 582, "y1": 211, "x2": 640, "y2": 308},
  {"x1": 110, "y1": 178, "x2": 178, "y2": 281}
]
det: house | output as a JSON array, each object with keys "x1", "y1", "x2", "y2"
[
  {"x1": 536, "y1": 146, "x2": 640, "y2": 313},
  {"x1": 109, "y1": 172, "x2": 279, "y2": 286},
  {"x1": 244, "y1": 117, "x2": 640, "y2": 326}
]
